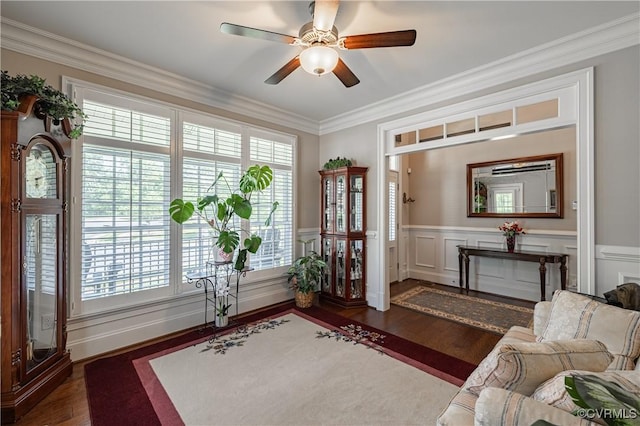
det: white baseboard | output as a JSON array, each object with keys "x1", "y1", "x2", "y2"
[{"x1": 67, "y1": 282, "x2": 291, "y2": 361}]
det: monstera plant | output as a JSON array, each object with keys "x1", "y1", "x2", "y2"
[{"x1": 168, "y1": 164, "x2": 278, "y2": 272}]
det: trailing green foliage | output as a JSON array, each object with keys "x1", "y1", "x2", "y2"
[
  {"x1": 322, "y1": 157, "x2": 353, "y2": 170},
  {"x1": 1, "y1": 70, "x2": 86, "y2": 138},
  {"x1": 168, "y1": 164, "x2": 278, "y2": 272}
]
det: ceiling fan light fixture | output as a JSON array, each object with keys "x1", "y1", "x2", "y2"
[{"x1": 299, "y1": 45, "x2": 339, "y2": 76}]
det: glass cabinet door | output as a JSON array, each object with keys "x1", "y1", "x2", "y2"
[
  {"x1": 349, "y1": 240, "x2": 364, "y2": 299},
  {"x1": 335, "y1": 239, "x2": 346, "y2": 297},
  {"x1": 335, "y1": 174, "x2": 346, "y2": 233},
  {"x1": 23, "y1": 141, "x2": 62, "y2": 374},
  {"x1": 321, "y1": 237, "x2": 333, "y2": 293},
  {"x1": 24, "y1": 214, "x2": 59, "y2": 372},
  {"x1": 350, "y1": 174, "x2": 364, "y2": 232},
  {"x1": 322, "y1": 176, "x2": 334, "y2": 232},
  {"x1": 25, "y1": 143, "x2": 57, "y2": 199}
]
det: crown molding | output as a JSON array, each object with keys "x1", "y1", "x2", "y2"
[
  {"x1": 2, "y1": 13, "x2": 638, "y2": 137},
  {"x1": 0, "y1": 18, "x2": 320, "y2": 135},
  {"x1": 319, "y1": 12, "x2": 640, "y2": 135}
]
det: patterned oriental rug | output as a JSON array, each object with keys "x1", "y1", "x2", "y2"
[
  {"x1": 84, "y1": 303, "x2": 475, "y2": 426},
  {"x1": 391, "y1": 286, "x2": 534, "y2": 334}
]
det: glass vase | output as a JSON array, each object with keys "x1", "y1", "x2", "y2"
[
  {"x1": 506, "y1": 235, "x2": 516, "y2": 252},
  {"x1": 215, "y1": 314, "x2": 228, "y2": 327}
]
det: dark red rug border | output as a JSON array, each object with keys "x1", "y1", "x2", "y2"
[{"x1": 85, "y1": 302, "x2": 476, "y2": 426}]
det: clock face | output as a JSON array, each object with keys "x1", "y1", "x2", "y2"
[{"x1": 25, "y1": 151, "x2": 50, "y2": 198}]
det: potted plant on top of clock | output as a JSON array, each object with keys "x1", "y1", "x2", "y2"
[
  {"x1": 1, "y1": 70, "x2": 86, "y2": 139},
  {"x1": 168, "y1": 164, "x2": 278, "y2": 273}
]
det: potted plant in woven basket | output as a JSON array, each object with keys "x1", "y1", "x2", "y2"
[{"x1": 287, "y1": 251, "x2": 326, "y2": 308}]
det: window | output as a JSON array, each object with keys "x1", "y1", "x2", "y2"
[
  {"x1": 388, "y1": 181, "x2": 396, "y2": 242},
  {"x1": 489, "y1": 183, "x2": 523, "y2": 214},
  {"x1": 248, "y1": 134, "x2": 294, "y2": 270},
  {"x1": 181, "y1": 118, "x2": 243, "y2": 274},
  {"x1": 80, "y1": 99, "x2": 172, "y2": 301},
  {"x1": 72, "y1": 84, "x2": 295, "y2": 316}
]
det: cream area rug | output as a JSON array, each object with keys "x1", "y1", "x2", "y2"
[{"x1": 134, "y1": 311, "x2": 459, "y2": 425}]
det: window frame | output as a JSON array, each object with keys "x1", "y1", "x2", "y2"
[{"x1": 68, "y1": 79, "x2": 297, "y2": 318}]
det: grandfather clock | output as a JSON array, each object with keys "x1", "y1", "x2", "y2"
[{"x1": 1, "y1": 100, "x2": 72, "y2": 422}]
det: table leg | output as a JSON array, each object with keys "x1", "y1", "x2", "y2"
[
  {"x1": 559, "y1": 256, "x2": 568, "y2": 290},
  {"x1": 538, "y1": 258, "x2": 547, "y2": 301},
  {"x1": 458, "y1": 250, "x2": 463, "y2": 289},
  {"x1": 464, "y1": 253, "x2": 470, "y2": 292}
]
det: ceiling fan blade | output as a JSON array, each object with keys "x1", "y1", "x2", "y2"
[
  {"x1": 343, "y1": 30, "x2": 417, "y2": 49},
  {"x1": 333, "y1": 58, "x2": 360, "y2": 88},
  {"x1": 220, "y1": 22, "x2": 296, "y2": 45},
  {"x1": 313, "y1": 0, "x2": 340, "y2": 32},
  {"x1": 265, "y1": 56, "x2": 301, "y2": 85}
]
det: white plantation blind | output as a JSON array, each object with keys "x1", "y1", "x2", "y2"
[
  {"x1": 181, "y1": 156, "x2": 241, "y2": 274},
  {"x1": 388, "y1": 181, "x2": 396, "y2": 242},
  {"x1": 249, "y1": 136, "x2": 294, "y2": 269},
  {"x1": 72, "y1": 82, "x2": 296, "y2": 315},
  {"x1": 183, "y1": 122, "x2": 241, "y2": 158},
  {"x1": 81, "y1": 94, "x2": 172, "y2": 301},
  {"x1": 83, "y1": 101, "x2": 170, "y2": 147}
]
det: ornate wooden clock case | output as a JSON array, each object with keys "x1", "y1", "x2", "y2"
[{"x1": 1, "y1": 98, "x2": 72, "y2": 422}]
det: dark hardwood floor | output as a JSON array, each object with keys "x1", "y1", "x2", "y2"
[{"x1": 12, "y1": 279, "x2": 535, "y2": 425}]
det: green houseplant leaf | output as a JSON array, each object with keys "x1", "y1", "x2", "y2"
[
  {"x1": 168, "y1": 199, "x2": 195, "y2": 224},
  {"x1": 565, "y1": 374, "x2": 640, "y2": 426},
  {"x1": 168, "y1": 164, "x2": 278, "y2": 272},
  {"x1": 240, "y1": 164, "x2": 273, "y2": 193},
  {"x1": 287, "y1": 251, "x2": 327, "y2": 294}
]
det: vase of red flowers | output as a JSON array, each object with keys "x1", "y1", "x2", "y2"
[{"x1": 499, "y1": 221, "x2": 525, "y2": 252}]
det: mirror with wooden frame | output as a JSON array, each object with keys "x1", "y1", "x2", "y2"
[{"x1": 467, "y1": 153, "x2": 563, "y2": 218}]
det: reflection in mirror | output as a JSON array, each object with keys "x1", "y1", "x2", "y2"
[
  {"x1": 467, "y1": 153, "x2": 563, "y2": 218},
  {"x1": 394, "y1": 131, "x2": 416, "y2": 147}
]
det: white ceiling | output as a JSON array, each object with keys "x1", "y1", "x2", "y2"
[{"x1": 1, "y1": 1, "x2": 638, "y2": 123}]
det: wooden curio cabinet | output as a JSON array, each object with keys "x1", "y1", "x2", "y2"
[
  {"x1": 1, "y1": 104, "x2": 72, "y2": 422},
  {"x1": 319, "y1": 166, "x2": 368, "y2": 307}
]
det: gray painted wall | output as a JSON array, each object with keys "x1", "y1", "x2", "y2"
[{"x1": 320, "y1": 46, "x2": 640, "y2": 248}]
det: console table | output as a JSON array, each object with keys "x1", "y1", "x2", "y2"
[{"x1": 457, "y1": 245, "x2": 568, "y2": 301}]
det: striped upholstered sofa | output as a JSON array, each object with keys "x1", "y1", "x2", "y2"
[{"x1": 437, "y1": 290, "x2": 640, "y2": 426}]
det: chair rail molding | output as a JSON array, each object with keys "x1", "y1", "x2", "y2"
[{"x1": 595, "y1": 245, "x2": 640, "y2": 297}]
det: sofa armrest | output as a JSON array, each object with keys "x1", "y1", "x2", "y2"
[
  {"x1": 533, "y1": 301, "x2": 552, "y2": 336},
  {"x1": 474, "y1": 387, "x2": 596, "y2": 426}
]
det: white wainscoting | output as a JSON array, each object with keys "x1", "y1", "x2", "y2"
[
  {"x1": 67, "y1": 229, "x2": 319, "y2": 361},
  {"x1": 595, "y1": 245, "x2": 640, "y2": 296},
  {"x1": 403, "y1": 226, "x2": 578, "y2": 302}
]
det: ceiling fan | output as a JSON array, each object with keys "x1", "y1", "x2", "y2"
[{"x1": 220, "y1": 0, "x2": 417, "y2": 88}]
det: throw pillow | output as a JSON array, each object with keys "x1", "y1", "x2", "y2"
[
  {"x1": 466, "y1": 339, "x2": 613, "y2": 397},
  {"x1": 539, "y1": 290, "x2": 640, "y2": 370}
]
